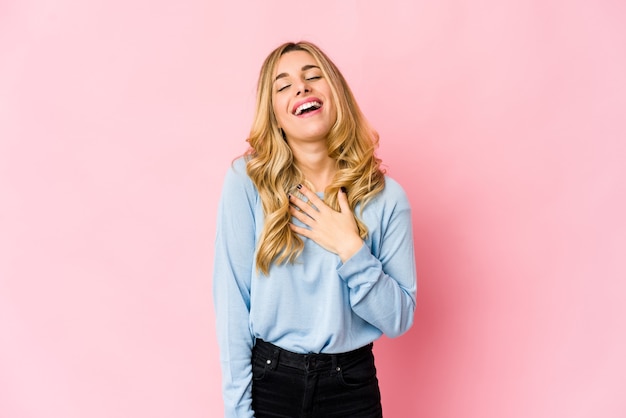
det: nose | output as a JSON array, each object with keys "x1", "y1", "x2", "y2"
[{"x1": 296, "y1": 80, "x2": 311, "y2": 96}]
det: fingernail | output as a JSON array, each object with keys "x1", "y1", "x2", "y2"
[
  {"x1": 341, "y1": 186, "x2": 347, "y2": 194},
  {"x1": 296, "y1": 184, "x2": 302, "y2": 190}
]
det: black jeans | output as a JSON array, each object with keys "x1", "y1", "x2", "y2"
[{"x1": 251, "y1": 339, "x2": 383, "y2": 418}]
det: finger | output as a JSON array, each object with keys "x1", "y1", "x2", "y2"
[
  {"x1": 289, "y1": 222, "x2": 312, "y2": 239},
  {"x1": 290, "y1": 205, "x2": 315, "y2": 224},
  {"x1": 337, "y1": 187, "x2": 350, "y2": 213},
  {"x1": 288, "y1": 193, "x2": 317, "y2": 218},
  {"x1": 296, "y1": 184, "x2": 326, "y2": 211}
]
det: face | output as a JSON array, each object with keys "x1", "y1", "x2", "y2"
[{"x1": 271, "y1": 50, "x2": 337, "y2": 145}]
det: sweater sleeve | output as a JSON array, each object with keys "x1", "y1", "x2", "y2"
[
  {"x1": 213, "y1": 159, "x2": 257, "y2": 418},
  {"x1": 337, "y1": 181, "x2": 417, "y2": 338}
]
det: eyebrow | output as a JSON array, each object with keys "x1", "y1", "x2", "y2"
[{"x1": 274, "y1": 65, "x2": 320, "y2": 82}]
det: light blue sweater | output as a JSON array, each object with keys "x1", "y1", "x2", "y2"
[{"x1": 213, "y1": 157, "x2": 417, "y2": 418}]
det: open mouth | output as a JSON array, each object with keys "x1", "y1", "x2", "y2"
[{"x1": 293, "y1": 101, "x2": 322, "y2": 116}]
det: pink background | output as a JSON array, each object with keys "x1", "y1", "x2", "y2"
[{"x1": 1, "y1": 0, "x2": 625, "y2": 417}]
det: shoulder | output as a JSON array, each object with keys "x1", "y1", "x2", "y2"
[
  {"x1": 223, "y1": 156, "x2": 251, "y2": 185},
  {"x1": 374, "y1": 175, "x2": 411, "y2": 212},
  {"x1": 221, "y1": 156, "x2": 258, "y2": 198},
  {"x1": 226, "y1": 156, "x2": 249, "y2": 178}
]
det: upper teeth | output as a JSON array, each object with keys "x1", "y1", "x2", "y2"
[{"x1": 294, "y1": 101, "x2": 321, "y2": 115}]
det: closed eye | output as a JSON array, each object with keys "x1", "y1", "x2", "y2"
[
  {"x1": 277, "y1": 84, "x2": 291, "y2": 92},
  {"x1": 306, "y1": 76, "x2": 321, "y2": 81}
]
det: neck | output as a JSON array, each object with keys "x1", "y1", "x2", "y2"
[{"x1": 289, "y1": 141, "x2": 336, "y2": 192}]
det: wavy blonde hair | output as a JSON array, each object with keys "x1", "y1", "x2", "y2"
[{"x1": 245, "y1": 41, "x2": 385, "y2": 275}]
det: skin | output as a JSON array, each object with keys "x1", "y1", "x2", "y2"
[
  {"x1": 272, "y1": 50, "x2": 363, "y2": 263},
  {"x1": 272, "y1": 50, "x2": 336, "y2": 148},
  {"x1": 289, "y1": 184, "x2": 363, "y2": 263}
]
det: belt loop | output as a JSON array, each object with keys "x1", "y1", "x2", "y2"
[
  {"x1": 268, "y1": 347, "x2": 280, "y2": 371},
  {"x1": 331, "y1": 354, "x2": 339, "y2": 374}
]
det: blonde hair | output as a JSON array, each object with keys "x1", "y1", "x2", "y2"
[{"x1": 245, "y1": 41, "x2": 385, "y2": 275}]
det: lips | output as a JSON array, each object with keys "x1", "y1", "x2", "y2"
[{"x1": 292, "y1": 97, "x2": 323, "y2": 116}]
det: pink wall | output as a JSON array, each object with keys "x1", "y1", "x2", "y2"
[{"x1": 1, "y1": 1, "x2": 625, "y2": 417}]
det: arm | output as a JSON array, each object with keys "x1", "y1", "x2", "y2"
[
  {"x1": 337, "y1": 199, "x2": 416, "y2": 338},
  {"x1": 213, "y1": 161, "x2": 257, "y2": 418},
  {"x1": 289, "y1": 182, "x2": 417, "y2": 338}
]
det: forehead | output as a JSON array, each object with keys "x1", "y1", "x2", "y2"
[{"x1": 274, "y1": 50, "x2": 318, "y2": 76}]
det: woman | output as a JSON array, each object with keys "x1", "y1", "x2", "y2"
[{"x1": 213, "y1": 41, "x2": 417, "y2": 418}]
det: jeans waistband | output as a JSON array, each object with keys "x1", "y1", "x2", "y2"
[{"x1": 253, "y1": 339, "x2": 373, "y2": 372}]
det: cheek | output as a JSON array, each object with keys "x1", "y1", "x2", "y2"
[
  {"x1": 324, "y1": 89, "x2": 338, "y2": 120},
  {"x1": 327, "y1": 101, "x2": 338, "y2": 122},
  {"x1": 271, "y1": 106, "x2": 281, "y2": 127},
  {"x1": 272, "y1": 99, "x2": 287, "y2": 125}
]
